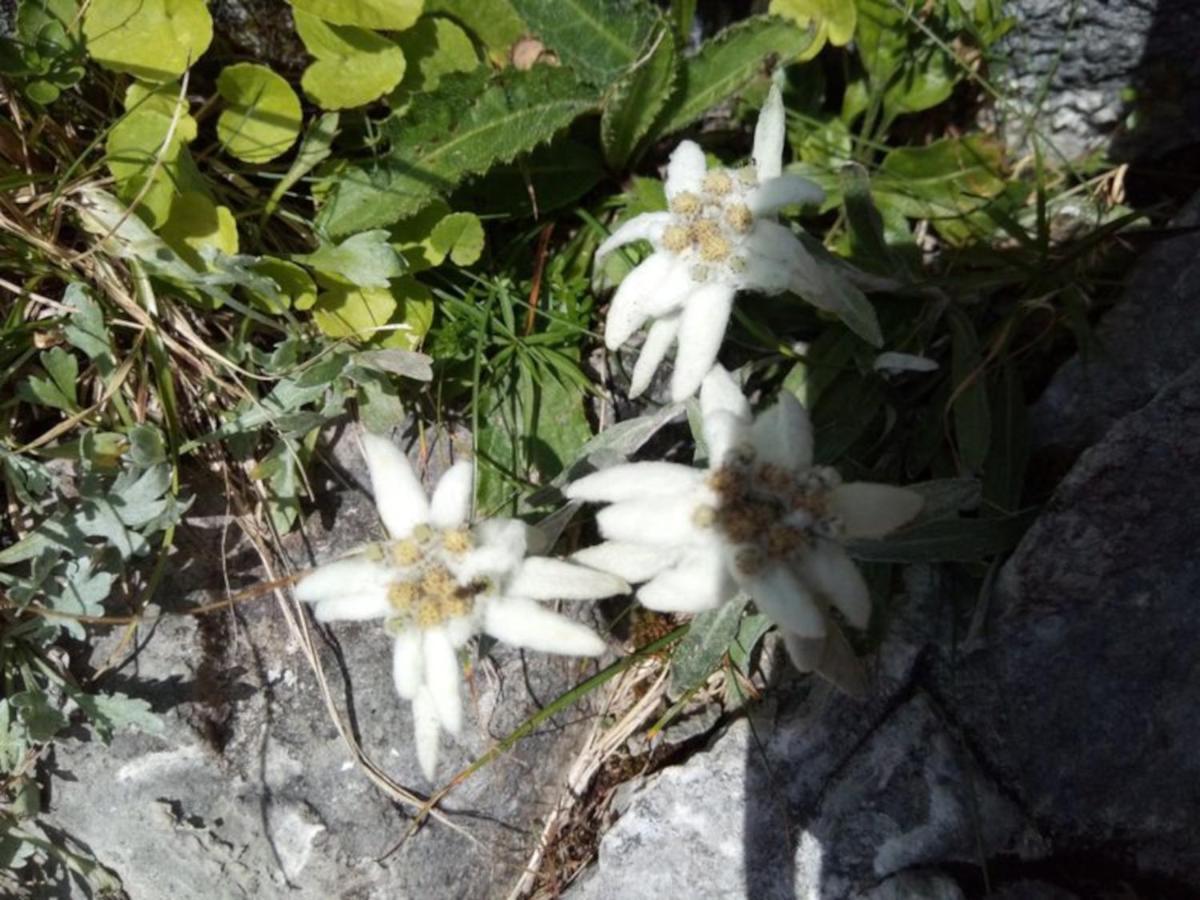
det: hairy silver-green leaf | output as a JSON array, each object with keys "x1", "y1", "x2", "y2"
[{"x1": 669, "y1": 595, "x2": 748, "y2": 696}]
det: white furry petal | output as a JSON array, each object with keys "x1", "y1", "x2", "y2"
[
  {"x1": 700, "y1": 365, "x2": 751, "y2": 422},
  {"x1": 637, "y1": 549, "x2": 735, "y2": 613},
  {"x1": 740, "y1": 563, "x2": 826, "y2": 638},
  {"x1": 596, "y1": 493, "x2": 715, "y2": 547},
  {"x1": 295, "y1": 558, "x2": 391, "y2": 607},
  {"x1": 827, "y1": 483, "x2": 924, "y2": 539},
  {"x1": 508, "y1": 556, "x2": 629, "y2": 600},
  {"x1": 392, "y1": 630, "x2": 423, "y2": 700},
  {"x1": 571, "y1": 541, "x2": 679, "y2": 584},
  {"x1": 665, "y1": 140, "x2": 707, "y2": 198},
  {"x1": 422, "y1": 628, "x2": 463, "y2": 736},
  {"x1": 704, "y1": 410, "x2": 752, "y2": 468},
  {"x1": 670, "y1": 283, "x2": 735, "y2": 402},
  {"x1": 605, "y1": 253, "x2": 674, "y2": 350},
  {"x1": 797, "y1": 541, "x2": 871, "y2": 629},
  {"x1": 429, "y1": 461, "x2": 473, "y2": 529},
  {"x1": 360, "y1": 432, "x2": 430, "y2": 539},
  {"x1": 566, "y1": 462, "x2": 702, "y2": 503},
  {"x1": 484, "y1": 596, "x2": 606, "y2": 656},
  {"x1": 747, "y1": 174, "x2": 825, "y2": 217},
  {"x1": 750, "y1": 393, "x2": 813, "y2": 471},
  {"x1": 412, "y1": 687, "x2": 442, "y2": 781},
  {"x1": 629, "y1": 313, "x2": 680, "y2": 398},
  {"x1": 595, "y1": 212, "x2": 672, "y2": 263},
  {"x1": 457, "y1": 518, "x2": 529, "y2": 580},
  {"x1": 752, "y1": 82, "x2": 786, "y2": 181}
]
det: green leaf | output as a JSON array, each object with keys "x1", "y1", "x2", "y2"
[
  {"x1": 318, "y1": 67, "x2": 598, "y2": 235},
  {"x1": 453, "y1": 136, "x2": 605, "y2": 219},
  {"x1": 791, "y1": 232, "x2": 883, "y2": 346},
  {"x1": 425, "y1": 0, "x2": 524, "y2": 64},
  {"x1": 389, "y1": 198, "x2": 454, "y2": 272},
  {"x1": 948, "y1": 308, "x2": 990, "y2": 473},
  {"x1": 429, "y1": 212, "x2": 485, "y2": 266},
  {"x1": 248, "y1": 257, "x2": 318, "y2": 312},
  {"x1": 158, "y1": 191, "x2": 239, "y2": 272},
  {"x1": 83, "y1": 0, "x2": 212, "y2": 82},
  {"x1": 62, "y1": 283, "x2": 113, "y2": 360},
  {"x1": 72, "y1": 691, "x2": 163, "y2": 743},
  {"x1": 11, "y1": 691, "x2": 68, "y2": 742},
  {"x1": 295, "y1": 230, "x2": 406, "y2": 287},
  {"x1": 846, "y1": 510, "x2": 1037, "y2": 563},
  {"x1": 840, "y1": 162, "x2": 903, "y2": 277},
  {"x1": 216, "y1": 63, "x2": 302, "y2": 163},
  {"x1": 265, "y1": 111, "x2": 339, "y2": 217},
  {"x1": 311, "y1": 277, "x2": 432, "y2": 349},
  {"x1": 289, "y1": 0, "x2": 422, "y2": 31},
  {"x1": 104, "y1": 92, "x2": 197, "y2": 228},
  {"x1": 856, "y1": 0, "x2": 957, "y2": 119},
  {"x1": 768, "y1": 0, "x2": 855, "y2": 58},
  {"x1": 729, "y1": 612, "x2": 772, "y2": 676},
  {"x1": 656, "y1": 16, "x2": 814, "y2": 137},
  {"x1": 392, "y1": 14, "x2": 480, "y2": 104},
  {"x1": 295, "y1": 9, "x2": 407, "y2": 110},
  {"x1": 669, "y1": 596, "x2": 748, "y2": 696},
  {"x1": 20, "y1": 347, "x2": 79, "y2": 411},
  {"x1": 510, "y1": 0, "x2": 659, "y2": 86},
  {"x1": 600, "y1": 18, "x2": 678, "y2": 168}
]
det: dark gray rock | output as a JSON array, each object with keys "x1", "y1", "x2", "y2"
[
  {"x1": 946, "y1": 358, "x2": 1200, "y2": 888},
  {"x1": 999, "y1": 0, "x2": 1200, "y2": 160},
  {"x1": 1031, "y1": 191, "x2": 1200, "y2": 459},
  {"x1": 44, "y1": 429, "x2": 607, "y2": 899}
]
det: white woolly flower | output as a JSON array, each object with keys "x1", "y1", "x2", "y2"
[
  {"x1": 565, "y1": 367, "x2": 923, "y2": 685},
  {"x1": 296, "y1": 432, "x2": 628, "y2": 781},
  {"x1": 595, "y1": 82, "x2": 826, "y2": 401}
]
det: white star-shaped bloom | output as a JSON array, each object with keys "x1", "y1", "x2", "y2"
[
  {"x1": 565, "y1": 367, "x2": 922, "y2": 688},
  {"x1": 296, "y1": 432, "x2": 628, "y2": 780},
  {"x1": 595, "y1": 83, "x2": 828, "y2": 401}
]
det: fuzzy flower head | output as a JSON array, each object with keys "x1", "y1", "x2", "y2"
[
  {"x1": 596, "y1": 83, "x2": 825, "y2": 401},
  {"x1": 296, "y1": 433, "x2": 628, "y2": 780},
  {"x1": 566, "y1": 367, "x2": 922, "y2": 683}
]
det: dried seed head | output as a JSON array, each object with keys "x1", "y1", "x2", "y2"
[
  {"x1": 441, "y1": 528, "x2": 473, "y2": 555},
  {"x1": 725, "y1": 203, "x2": 754, "y2": 234},
  {"x1": 388, "y1": 580, "x2": 418, "y2": 612},
  {"x1": 698, "y1": 232, "x2": 732, "y2": 263},
  {"x1": 392, "y1": 539, "x2": 423, "y2": 567}
]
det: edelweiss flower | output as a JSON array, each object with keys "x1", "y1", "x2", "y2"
[
  {"x1": 595, "y1": 83, "x2": 826, "y2": 401},
  {"x1": 566, "y1": 367, "x2": 922, "y2": 684},
  {"x1": 296, "y1": 432, "x2": 628, "y2": 780}
]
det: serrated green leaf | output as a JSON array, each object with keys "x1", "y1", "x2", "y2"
[
  {"x1": 669, "y1": 596, "x2": 747, "y2": 696},
  {"x1": 11, "y1": 691, "x2": 67, "y2": 742},
  {"x1": 430, "y1": 212, "x2": 485, "y2": 265},
  {"x1": 216, "y1": 63, "x2": 302, "y2": 163},
  {"x1": 289, "y1": 0, "x2": 422, "y2": 31},
  {"x1": 20, "y1": 347, "x2": 78, "y2": 411},
  {"x1": 453, "y1": 136, "x2": 605, "y2": 219},
  {"x1": 510, "y1": 0, "x2": 659, "y2": 86},
  {"x1": 295, "y1": 9, "x2": 406, "y2": 110},
  {"x1": 73, "y1": 691, "x2": 163, "y2": 743},
  {"x1": 62, "y1": 284, "x2": 112, "y2": 360},
  {"x1": 318, "y1": 67, "x2": 599, "y2": 235},
  {"x1": 83, "y1": 0, "x2": 212, "y2": 82},
  {"x1": 656, "y1": 16, "x2": 814, "y2": 137},
  {"x1": 948, "y1": 308, "x2": 990, "y2": 473},
  {"x1": 392, "y1": 14, "x2": 480, "y2": 104},
  {"x1": 600, "y1": 19, "x2": 678, "y2": 168},
  {"x1": 296, "y1": 230, "x2": 406, "y2": 287},
  {"x1": 846, "y1": 510, "x2": 1036, "y2": 563}
]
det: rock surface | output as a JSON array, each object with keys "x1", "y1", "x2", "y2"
[
  {"x1": 44, "y1": 426, "x2": 607, "y2": 899},
  {"x1": 999, "y1": 0, "x2": 1200, "y2": 160}
]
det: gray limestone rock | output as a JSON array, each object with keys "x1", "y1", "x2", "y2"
[
  {"x1": 943, "y1": 359, "x2": 1200, "y2": 889},
  {"x1": 43, "y1": 429, "x2": 607, "y2": 899},
  {"x1": 999, "y1": 0, "x2": 1200, "y2": 160},
  {"x1": 1031, "y1": 191, "x2": 1200, "y2": 459}
]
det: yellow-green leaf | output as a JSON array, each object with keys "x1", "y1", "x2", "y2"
[
  {"x1": 289, "y1": 0, "x2": 422, "y2": 32},
  {"x1": 429, "y1": 212, "x2": 484, "y2": 266},
  {"x1": 105, "y1": 104, "x2": 193, "y2": 227},
  {"x1": 295, "y1": 9, "x2": 407, "y2": 109},
  {"x1": 768, "y1": 0, "x2": 856, "y2": 59},
  {"x1": 391, "y1": 14, "x2": 479, "y2": 105},
  {"x1": 311, "y1": 276, "x2": 432, "y2": 349},
  {"x1": 83, "y1": 0, "x2": 212, "y2": 82},
  {"x1": 389, "y1": 199, "x2": 453, "y2": 272},
  {"x1": 216, "y1": 63, "x2": 302, "y2": 163},
  {"x1": 424, "y1": 0, "x2": 523, "y2": 64},
  {"x1": 249, "y1": 257, "x2": 317, "y2": 313},
  {"x1": 158, "y1": 191, "x2": 239, "y2": 271}
]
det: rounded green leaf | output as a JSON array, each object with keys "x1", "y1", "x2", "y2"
[
  {"x1": 158, "y1": 191, "x2": 239, "y2": 270},
  {"x1": 295, "y1": 9, "x2": 406, "y2": 110},
  {"x1": 249, "y1": 257, "x2": 317, "y2": 313},
  {"x1": 768, "y1": 0, "x2": 856, "y2": 59},
  {"x1": 429, "y1": 212, "x2": 484, "y2": 266},
  {"x1": 289, "y1": 0, "x2": 422, "y2": 31},
  {"x1": 391, "y1": 15, "x2": 479, "y2": 104},
  {"x1": 105, "y1": 98, "x2": 195, "y2": 227},
  {"x1": 216, "y1": 63, "x2": 302, "y2": 163},
  {"x1": 311, "y1": 277, "x2": 431, "y2": 349},
  {"x1": 83, "y1": 0, "x2": 212, "y2": 82}
]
